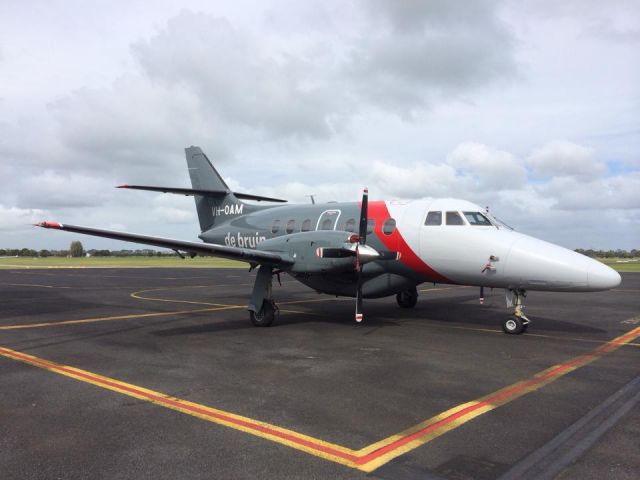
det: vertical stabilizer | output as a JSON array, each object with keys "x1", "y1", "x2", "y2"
[{"x1": 185, "y1": 146, "x2": 243, "y2": 232}]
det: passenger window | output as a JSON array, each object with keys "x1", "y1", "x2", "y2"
[
  {"x1": 366, "y1": 219, "x2": 376, "y2": 234},
  {"x1": 344, "y1": 218, "x2": 356, "y2": 232},
  {"x1": 425, "y1": 211, "x2": 442, "y2": 226},
  {"x1": 321, "y1": 218, "x2": 333, "y2": 230},
  {"x1": 271, "y1": 220, "x2": 280, "y2": 234},
  {"x1": 382, "y1": 218, "x2": 396, "y2": 235},
  {"x1": 301, "y1": 219, "x2": 311, "y2": 232},
  {"x1": 285, "y1": 219, "x2": 296, "y2": 234},
  {"x1": 463, "y1": 212, "x2": 492, "y2": 226},
  {"x1": 446, "y1": 212, "x2": 465, "y2": 226}
]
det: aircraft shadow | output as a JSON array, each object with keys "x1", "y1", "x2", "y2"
[{"x1": 151, "y1": 294, "x2": 606, "y2": 336}]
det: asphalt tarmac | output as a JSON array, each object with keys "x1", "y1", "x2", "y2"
[{"x1": 1, "y1": 268, "x2": 638, "y2": 480}]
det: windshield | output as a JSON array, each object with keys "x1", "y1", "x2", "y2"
[
  {"x1": 463, "y1": 211, "x2": 493, "y2": 226},
  {"x1": 485, "y1": 211, "x2": 514, "y2": 230}
]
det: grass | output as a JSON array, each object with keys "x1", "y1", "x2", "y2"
[
  {"x1": 596, "y1": 257, "x2": 640, "y2": 273},
  {"x1": 1, "y1": 256, "x2": 638, "y2": 272},
  {"x1": 0, "y1": 256, "x2": 246, "y2": 269}
]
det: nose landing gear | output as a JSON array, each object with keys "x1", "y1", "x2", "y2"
[{"x1": 503, "y1": 288, "x2": 530, "y2": 334}]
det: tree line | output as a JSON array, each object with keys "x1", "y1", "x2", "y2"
[
  {"x1": 0, "y1": 241, "x2": 179, "y2": 258},
  {"x1": 574, "y1": 249, "x2": 639, "y2": 258},
  {"x1": 1, "y1": 242, "x2": 638, "y2": 259}
]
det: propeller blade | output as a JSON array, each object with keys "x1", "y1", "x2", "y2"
[
  {"x1": 355, "y1": 287, "x2": 363, "y2": 322},
  {"x1": 358, "y1": 188, "x2": 368, "y2": 245},
  {"x1": 354, "y1": 188, "x2": 368, "y2": 323},
  {"x1": 353, "y1": 244, "x2": 364, "y2": 322}
]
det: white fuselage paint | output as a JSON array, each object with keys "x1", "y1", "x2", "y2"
[{"x1": 387, "y1": 198, "x2": 620, "y2": 292}]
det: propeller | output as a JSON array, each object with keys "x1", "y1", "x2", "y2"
[
  {"x1": 354, "y1": 188, "x2": 368, "y2": 323},
  {"x1": 314, "y1": 187, "x2": 400, "y2": 323}
]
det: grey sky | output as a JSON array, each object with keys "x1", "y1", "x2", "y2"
[{"x1": 1, "y1": 0, "x2": 638, "y2": 250}]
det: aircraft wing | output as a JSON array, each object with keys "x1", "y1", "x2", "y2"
[{"x1": 36, "y1": 221, "x2": 293, "y2": 266}]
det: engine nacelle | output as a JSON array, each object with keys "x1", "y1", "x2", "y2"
[{"x1": 257, "y1": 231, "x2": 356, "y2": 273}]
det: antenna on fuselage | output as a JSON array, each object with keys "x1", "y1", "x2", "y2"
[{"x1": 306, "y1": 195, "x2": 316, "y2": 205}]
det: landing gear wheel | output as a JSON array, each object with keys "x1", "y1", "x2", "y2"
[
  {"x1": 502, "y1": 316, "x2": 525, "y2": 335},
  {"x1": 250, "y1": 300, "x2": 278, "y2": 327},
  {"x1": 396, "y1": 287, "x2": 418, "y2": 309}
]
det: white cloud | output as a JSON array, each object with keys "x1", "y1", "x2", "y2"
[
  {"x1": 540, "y1": 173, "x2": 640, "y2": 210},
  {"x1": 0, "y1": 205, "x2": 49, "y2": 232},
  {"x1": 447, "y1": 143, "x2": 527, "y2": 189},
  {"x1": 368, "y1": 160, "x2": 464, "y2": 198},
  {"x1": 527, "y1": 140, "x2": 607, "y2": 180},
  {"x1": 17, "y1": 171, "x2": 111, "y2": 208},
  {"x1": 0, "y1": 1, "x2": 638, "y2": 250}
]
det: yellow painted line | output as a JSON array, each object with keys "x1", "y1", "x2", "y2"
[
  {"x1": 418, "y1": 286, "x2": 472, "y2": 293},
  {"x1": 131, "y1": 286, "x2": 346, "y2": 309},
  {"x1": 351, "y1": 325, "x2": 640, "y2": 471},
  {"x1": 0, "y1": 347, "x2": 360, "y2": 468},
  {"x1": 0, "y1": 305, "x2": 243, "y2": 331},
  {"x1": 1, "y1": 283, "x2": 72, "y2": 289},
  {"x1": 408, "y1": 320, "x2": 640, "y2": 348},
  {"x1": 130, "y1": 284, "x2": 252, "y2": 307},
  {"x1": 279, "y1": 297, "x2": 349, "y2": 305},
  {"x1": 2, "y1": 326, "x2": 639, "y2": 472}
]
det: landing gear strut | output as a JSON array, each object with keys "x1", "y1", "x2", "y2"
[
  {"x1": 396, "y1": 287, "x2": 418, "y2": 309},
  {"x1": 502, "y1": 288, "x2": 530, "y2": 334},
  {"x1": 248, "y1": 265, "x2": 279, "y2": 327}
]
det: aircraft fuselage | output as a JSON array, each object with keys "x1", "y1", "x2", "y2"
[{"x1": 199, "y1": 197, "x2": 620, "y2": 299}]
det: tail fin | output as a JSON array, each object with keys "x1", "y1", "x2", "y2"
[{"x1": 185, "y1": 146, "x2": 244, "y2": 232}]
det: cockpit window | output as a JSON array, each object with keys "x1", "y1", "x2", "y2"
[
  {"x1": 463, "y1": 212, "x2": 492, "y2": 226},
  {"x1": 425, "y1": 211, "x2": 442, "y2": 226},
  {"x1": 446, "y1": 211, "x2": 465, "y2": 226}
]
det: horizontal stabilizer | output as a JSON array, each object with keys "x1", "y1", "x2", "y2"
[{"x1": 117, "y1": 185, "x2": 287, "y2": 203}]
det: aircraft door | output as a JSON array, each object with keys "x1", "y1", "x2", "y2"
[
  {"x1": 420, "y1": 209, "x2": 512, "y2": 285},
  {"x1": 316, "y1": 210, "x2": 341, "y2": 231}
]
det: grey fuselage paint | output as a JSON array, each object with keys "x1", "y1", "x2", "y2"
[{"x1": 199, "y1": 201, "x2": 433, "y2": 299}]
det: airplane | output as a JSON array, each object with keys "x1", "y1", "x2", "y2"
[{"x1": 37, "y1": 146, "x2": 621, "y2": 334}]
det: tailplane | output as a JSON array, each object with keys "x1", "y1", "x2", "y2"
[{"x1": 117, "y1": 147, "x2": 286, "y2": 233}]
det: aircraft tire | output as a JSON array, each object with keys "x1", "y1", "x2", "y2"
[
  {"x1": 396, "y1": 288, "x2": 418, "y2": 309},
  {"x1": 250, "y1": 300, "x2": 277, "y2": 327},
  {"x1": 502, "y1": 317, "x2": 525, "y2": 335}
]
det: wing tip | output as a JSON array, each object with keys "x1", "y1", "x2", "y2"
[
  {"x1": 116, "y1": 184, "x2": 130, "y2": 189},
  {"x1": 36, "y1": 221, "x2": 63, "y2": 229}
]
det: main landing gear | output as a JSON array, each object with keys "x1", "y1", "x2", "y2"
[
  {"x1": 396, "y1": 287, "x2": 418, "y2": 308},
  {"x1": 502, "y1": 288, "x2": 530, "y2": 335},
  {"x1": 250, "y1": 299, "x2": 278, "y2": 327},
  {"x1": 248, "y1": 265, "x2": 279, "y2": 327}
]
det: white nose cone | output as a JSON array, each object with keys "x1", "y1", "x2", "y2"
[
  {"x1": 505, "y1": 236, "x2": 591, "y2": 290},
  {"x1": 588, "y1": 260, "x2": 622, "y2": 290}
]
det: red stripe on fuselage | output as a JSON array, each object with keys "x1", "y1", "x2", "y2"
[{"x1": 368, "y1": 201, "x2": 451, "y2": 283}]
